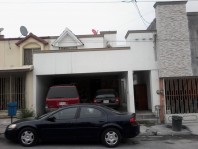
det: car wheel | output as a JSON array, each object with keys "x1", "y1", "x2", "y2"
[
  {"x1": 18, "y1": 128, "x2": 38, "y2": 147},
  {"x1": 102, "y1": 128, "x2": 121, "y2": 148}
]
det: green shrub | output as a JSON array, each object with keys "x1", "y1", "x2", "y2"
[{"x1": 19, "y1": 109, "x2": 34, "y2": 119}]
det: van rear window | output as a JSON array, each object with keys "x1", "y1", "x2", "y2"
[{"x1": 47, "y1": 86, "x2": 78, "y2": 99}]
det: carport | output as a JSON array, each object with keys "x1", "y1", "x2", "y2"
[{"x1": 35, "y1": 72, "x2": 128, "y2": 115}]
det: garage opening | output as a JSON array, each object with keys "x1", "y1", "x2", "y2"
[{"x1": 36, "y1": 72, "x2": 127, "y2": 115}]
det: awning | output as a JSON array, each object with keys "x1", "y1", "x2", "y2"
[{"x1": 0, "y1": 65, "x2": 33, "y2": 73}]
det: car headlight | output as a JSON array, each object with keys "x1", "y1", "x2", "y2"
[{"x1": 8, "y1": 124, "x2": 17, "y2": 129}]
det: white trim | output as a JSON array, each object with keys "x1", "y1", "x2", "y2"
[{"x1": 52, "y1": 27, "x2": 84, "y2": 47}]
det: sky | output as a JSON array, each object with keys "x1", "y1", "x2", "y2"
[{"x1": 0, "y1": 0, "x2": 198, "y2": 41}]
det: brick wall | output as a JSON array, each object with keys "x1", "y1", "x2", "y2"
[{"x1": 155, "y1": 1, "x2": 193, "y2": 77}]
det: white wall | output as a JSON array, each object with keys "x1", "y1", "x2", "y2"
[
  {"x1": 150, "y1": 70, "x2": 160, "y2": 112},
  {"x1": 34, "y1": 48, "x2": 157, "y2": 75},
  {"x1": 79, "y1": 37, "x2": 104, "y2": 49}
]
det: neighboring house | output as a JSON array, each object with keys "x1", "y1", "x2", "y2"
[
  {"x1": 0, "y1": 33, "x2": 49, "y2": 114},
  {"x1": 148, "y1": 1, "x2": 198, "y2": 123}
]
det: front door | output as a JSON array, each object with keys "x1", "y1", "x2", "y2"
[{"x1": 134, "y1": 84, "x2": 148, "y2": 110}]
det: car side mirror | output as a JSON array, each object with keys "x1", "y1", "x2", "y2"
[{"x1": 47, "y1": 116, "x2": 56, "y2": 122}]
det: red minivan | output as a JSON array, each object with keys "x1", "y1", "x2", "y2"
[{"x1": 45, "y1": 85, "x2": 80, "y2": 112}]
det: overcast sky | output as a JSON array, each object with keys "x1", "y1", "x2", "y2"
[{"x1": 0, "y1": 0, "x2": 198, "y2": 40}]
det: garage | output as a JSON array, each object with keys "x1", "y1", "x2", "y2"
[{"x1": 35, "y1": 72, "x2": 128, "y2": 115}]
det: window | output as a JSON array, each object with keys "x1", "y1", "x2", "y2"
[
  {"x1": 24, "y1": 48, "x2": 40, "y2": 65},
  {"x1": 52, "y1": 107, "x2": 77, "y2": 120},
  {"x1": 80, "y1": 107, "x2": 103, "y2": 118}
]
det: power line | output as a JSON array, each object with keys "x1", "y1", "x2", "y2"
[
  {"x1": 132, "y1": 1, "x2": 150, "y2": 27},
  {"x1": 122, "y1": 0, "x2": 150, "y2": 28},
  {"x1": 0, "y1": 0, "x2": 197, "y2": 4}
]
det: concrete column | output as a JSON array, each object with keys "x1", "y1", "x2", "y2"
[
  {"x1": 127, "y1": 71, "x2": 135, "y2": 113},
  {"x1": 150, "y1": 69, "x2": 160, "y2": 112}
]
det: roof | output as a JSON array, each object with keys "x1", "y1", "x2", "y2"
[
  {"x1": 15, "y1": 33, "x2": 48, "y2": 46},
  {"x1": 0, "y1": 65, "x2": 33, "y2": 73},
  {"x1": 154, "y1": 1, "x2": 187, "y2": 8},
  {"x1": 100, "y1": 31, "x2": 117, "y2": 35},
  {"x1": 125, "y1": 30, "x2": 156, "y2": 39}
]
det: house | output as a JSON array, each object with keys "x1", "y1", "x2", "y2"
[
  {"x1": 1, "y1": 0, "x2": 197, "y2": 124},
  {"x1": 33, "y1": 28, "x2": 159, "y2": 116}
]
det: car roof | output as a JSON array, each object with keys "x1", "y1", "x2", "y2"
[
  {"x1": 96, "y1": 89, "x2": 116, "y2": 94},
  {"x1": 58, "y1": 103, "x2": 121, "y2": 114},
  {"x1": 60, "y1": 103, "x2": 101, "y2": 108},
  {"x1": 50, "y1": 85, "x2": 76, "y2": 88},
  {"x1": 58, "y1": 103, "x2": 112, "y2": 111}
]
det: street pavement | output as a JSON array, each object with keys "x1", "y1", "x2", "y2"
[{"x1": 0, "y1": 117, "x2": 198, "y2": 136}]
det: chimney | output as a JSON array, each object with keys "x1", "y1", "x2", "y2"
[
  {"x1": 0, "y1": 28, "x2": 4, "y2": 38},
  {"x1": 0, "y1": 35, "x2": 4, "y2": 39}
]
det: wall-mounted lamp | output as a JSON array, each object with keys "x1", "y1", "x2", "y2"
[{"x1": 156, "y1": 89, "x2": 164, "y2": 95}]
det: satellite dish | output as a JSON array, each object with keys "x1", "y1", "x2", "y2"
[
  {"x1": 0, "y1": 28, "x2": 4, "y2": 32},
  {"x1": 20, "y1": 26, "x2": 28, "y2": 36},
  {"x1": 92, "y1": 29, "x2": 98, "y2": 35}
]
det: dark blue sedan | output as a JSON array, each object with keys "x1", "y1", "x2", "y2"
[{"x1": 5, "y1": 104, "x2": 140, "y2": 147}]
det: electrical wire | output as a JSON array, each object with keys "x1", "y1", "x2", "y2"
[
  {"x1": 0, "y1": 0, "x2": 197, "y2": 4},
  {"x1": 132, "y1": 0, "x2": 150, "y2": 27}
]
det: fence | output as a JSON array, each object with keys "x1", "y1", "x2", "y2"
[{"x1": 165, "y1": 78, "x2": 198, "y2": 114}]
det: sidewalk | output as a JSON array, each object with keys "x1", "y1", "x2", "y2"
[
  {"x1": 0, "y1": 118, "x2": 18, "y2": 135},
  {"x1": 140, "y1": 124, "x2": 192, "y2": 136},
  {"x1": 0, "y1": 118, "x2": 198, "y2": 136}
]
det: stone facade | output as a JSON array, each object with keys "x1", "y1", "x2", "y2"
[
  {"x1": 188, "y1": 12, "x2": 198, "y2": 76},
  {"x1": 155, "y1": 1, "x2": 193, "y2": 77}
]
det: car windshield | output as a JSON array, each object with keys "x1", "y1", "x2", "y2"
[
  {"x1": 47, "y1": 86, "x2": 78, "y2": 99},
  {"x1": 36, "y1": 111, "x2": 53, "y2": 119},
  {"x1": 96, "y1": 94, "x2": 115, "y2": 98}
]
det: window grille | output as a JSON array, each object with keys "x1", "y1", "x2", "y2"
[
  {"x1": 165, "y1": 78, "x2": 198, "y2": 114},
  {"x1": 0, "y1": 74, "x2": 25, "y2": 110}
]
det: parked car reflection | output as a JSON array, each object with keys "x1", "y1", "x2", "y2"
[{"x1": 93, "y1": 89, "x2": 120, "y2": 109}]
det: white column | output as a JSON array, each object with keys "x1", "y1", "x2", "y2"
[
  {"x1": 32, "y1": 73, "x2": 37, "y2": 116},
  {"x1": 150, "y1": 69, "x2": 160, "y2": 112},
  {"x1": 127, "y1": 71, "x2": 135, "y2": 113}
]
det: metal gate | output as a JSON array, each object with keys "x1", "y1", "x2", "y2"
[
  {"x1": 0, "y1": 74, "x2": 25, "y2": 110},
  {"x1": 165, "y1": 78, "x2": 198, "y2": 114}
]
